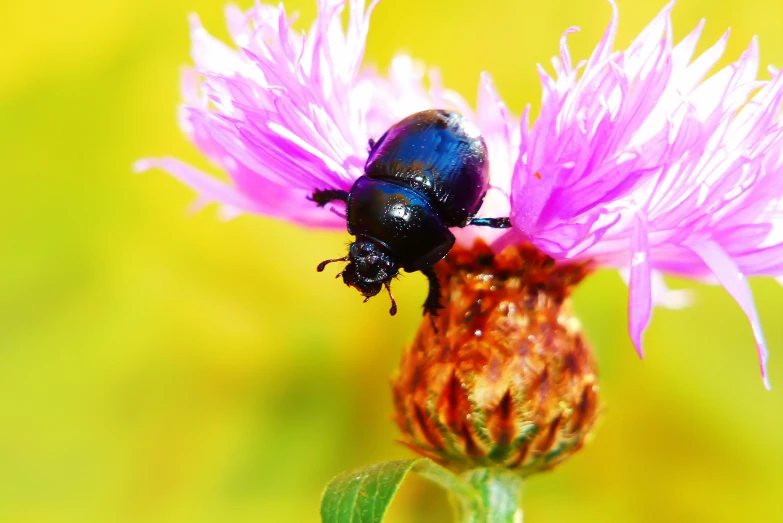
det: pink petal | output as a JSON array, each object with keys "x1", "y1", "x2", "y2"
[
  {"x1": 134, "y1": 157, "x2": 257, "y2": 212},
  {"x1": 628, "y1": 214, "x2": 652, "y2": 357},
  {"x1": 690, "y1": 241, "x2": 770, "y2": 389}
]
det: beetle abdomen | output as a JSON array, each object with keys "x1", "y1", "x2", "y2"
[{"x1": 364, "y1": 110, "x2": 490, "y2": 226}]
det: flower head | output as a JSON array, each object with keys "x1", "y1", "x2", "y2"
[
  {"x1": 511, "y1": 1, "x2": 783, "y2": 387},
  {"x1": 392, "y1": 242, "x2": 599, "y2": 474},
  {"x1": 138, "y1": 0, "x2": 783, "y2": 387},
  {"x1": 135, "y1": 0, "x2": 515, "y2": 234}
]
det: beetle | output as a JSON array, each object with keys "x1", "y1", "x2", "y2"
[{"x1": 309, "y1": 109, "x2": 510, "y2": 317}]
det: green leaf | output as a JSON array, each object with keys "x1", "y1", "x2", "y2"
[
  {"x1": 320, "y1": 459, "x2": 521, "y2": 523},
  {"x1": 320, "y1": 459, "x2": 421, "y2": 523}
]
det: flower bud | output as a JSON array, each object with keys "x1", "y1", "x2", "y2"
[{"x1": 391, "y1": 242, "x2": 600, "y2": 476}]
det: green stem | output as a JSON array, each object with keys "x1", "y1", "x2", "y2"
[{"x1": 450, "y1": 468, "x2": 523, "y2": 523}]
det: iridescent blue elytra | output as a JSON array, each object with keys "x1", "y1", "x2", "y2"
[{"x1": 310, "y1": 110, "x2": 510, "y2": 317}]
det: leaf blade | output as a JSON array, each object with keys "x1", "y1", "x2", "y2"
[{"x1": 321, "y1": 459, "x2": 421, "y2": 523}]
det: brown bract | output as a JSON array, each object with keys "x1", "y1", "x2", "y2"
[{"x1": 391, "y1": 241, "x2": 600, "y2": 475}]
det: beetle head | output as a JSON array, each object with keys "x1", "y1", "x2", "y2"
[{"x1": 317, "y1": 239, "x2": 399, "y2": 315}]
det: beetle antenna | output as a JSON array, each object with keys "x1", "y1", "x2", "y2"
[
  {"x1": 384, "y1": 282, "x2": 397, "y2": 316},
  {"x1": 317, "y1": 256, "x2": 349, "y2": 272}
]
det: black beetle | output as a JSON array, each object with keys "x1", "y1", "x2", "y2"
[{"x1": 309, "y1": 109, "x2": 510, "y2": 317}]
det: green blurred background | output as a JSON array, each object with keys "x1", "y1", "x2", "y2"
[{"x1": 2, "y1": 0, "x2": 783, "y2": 521}]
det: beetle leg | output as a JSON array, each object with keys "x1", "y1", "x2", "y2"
[
  {"x1": 308, "y1": 189, "x2": 349, "y2": 207},
  {"x1": 421, "y1": 267, "x2": 445, "y2": 318},
  {"x1": 384, "y1": 281, "x2": 398, "y2": 316},
  {"x1": 468, "y1": 217, "x2": 512, "y2": 228}
]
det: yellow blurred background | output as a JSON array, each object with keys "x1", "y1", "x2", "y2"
[{"x1": 2, "y1": 0, "x2": 783, "y2": 521}]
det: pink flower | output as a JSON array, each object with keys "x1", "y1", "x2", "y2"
[
  {"x1": 511, "y1": 1, "x2": 783, "y2": 388},
  {"x1": 138, "y1": 0, "x2": 783, "y2": 387},
  {"x1": 135, "y1": 0, "x2": 515, "y2": 233}
]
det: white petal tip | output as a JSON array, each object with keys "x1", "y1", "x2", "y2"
[
  {"x1": 187, "y1": 198, "x2": 209, "y2": 216},
  {"x1": 763, "y1": 377, "x2": 771, "y2": 390},
  {"x1": 662, "y1": 289, "x2": 694, "y2": 310},
  {"x1": 187, "y1": 13, "x2": 203, "y2": 30},
  {"x1": 219, "y1": 205, "x2": 243, "y2": 221},
  {"x1": 132, "y1": 159, "x2": 156, "y2": 174}
]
